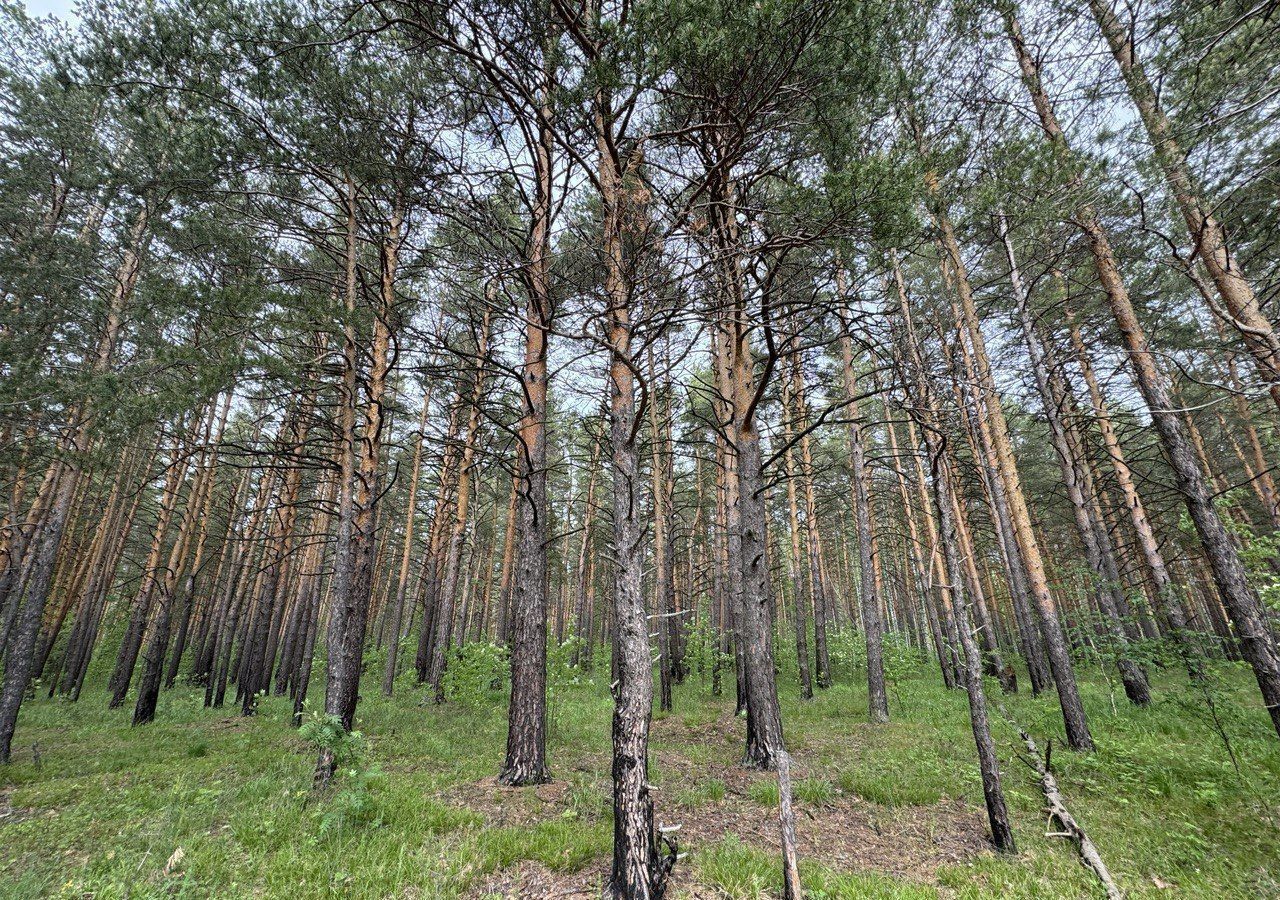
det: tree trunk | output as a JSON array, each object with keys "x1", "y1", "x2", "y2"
[
  {"x1": 500, "y1": 102, "x2": 555, "y2": 785},
  {"x1": 917, "y1": 189, "x2": 1094, "y2": 749},
  {"x1": 839, "y1": 327, "x2": 889, "y2": 720},
  {"x1": 1002, "y1": 3, "x2": 1280, "y2": 735}
]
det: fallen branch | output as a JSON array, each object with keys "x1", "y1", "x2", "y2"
[{"x1": 1019, "y1": 726, "x2": 1124, "y2": 900}]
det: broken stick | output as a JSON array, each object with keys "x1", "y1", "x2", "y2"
[
  {"x1": 777, "y1": 750, "x2": 803, "y2": 899},
  {"x1": 1019, "y1": 726, "x2": 1124, "y2": 900}
]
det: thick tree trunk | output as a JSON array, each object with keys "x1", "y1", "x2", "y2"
[
  {"x1": 501, "y1": 143, "x2": 553, "y2": 784},
  {"x1": 317, "y1": 183, "x2": 395, "y2": 786},
  {"x1": 591, "y1": 102, "x2": 674, "y2": 897}
]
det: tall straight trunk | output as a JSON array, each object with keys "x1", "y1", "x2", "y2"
[
  {"x1": 948, "y1": 331, "x2": 1050, "y2": 693},
  {"x1": 167, "y1": 393, "x2": 233, "y2": 690},
  {"x1": 427, "y1": 314, "x2": 489, "y2": 702},
  {"x1": 781, "y1": 363, "x2": 814, "y2": 699},
  {"x1": 791, "y1": 354, "x2": 831, "y2": 689},
  {"x1": 317, "y1": 182, "x2": 396, "y2": 786},
  {"x1": 1003, "y1": 3, "x2": 1280, "y2": 735},
  {"x1": 500, "y1": 78, "x2": 556, "y2": 787},
  {"x1": 588, "y1": 87, "x2": 673, "y2": 896},
  {"x1": 572, "y1": 439, "x2": 601, "y2": 668},
  {"x1": 916, "y1": 182, "x2": 1095, "y2": 748},
  {"x1": 930, "y1": 428, "x2": 1017, "y2": 854},
  {"x1": 941, "y1": 333, "x2": 1017, "y2": 691},
  {"x1": 416, "y1": 402, "x2": 461, "y2": 682},
  {"x1": 649, "y1": 353, "x2": 677, "y2": 713},
  {"x1": 907, "y1": 413, "x2": 964, "y2": 687},
  {"x1": 710, "y1": 167, "x2": 785, "y2": 769},
  {"x1": 0, "y1": 458, "x2": 77, "y2": 763},
  {"x1": 383, "y1": 387, "x2": 432, "y2": 695},
  {"x1": 241, "y1": 372, "x2": 318, "y2": 714},
  {"x1": 38, "y1": 455, "x2": 129, "y2": 683},
  {"x1": 943, "y1": 427, "x2": 1015, "y2": 694},
  {"x1": 839, "y1": 327, "x2": 888, "y2": 721},
  {"x1": 59, "y1": 444, "x2": 148, "y2": 698},
  {"x1": 206, "y1": 458, "x2": 272, "y2": 707},
  {"x1": 897, "y1": 257, "x2": 1016, "y2": 853},
  {"x1": 1083, "y1": 0, "x2": 1280, "y2": 414},
  {"x1": 292, "y1": 474, "x2": 335, "y2": 724}
]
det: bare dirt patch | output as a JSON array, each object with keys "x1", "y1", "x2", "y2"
[
  {"x1": 441, "y1": 711, "x2": 991, "y2": 895},
  {"x1": 443, "y1": 775, "x2": 576, "y2": 827},
  {"x1": 649, "y1": 711, "x2": 991, "y2": 883},
  {"x1": 462, "y1": 859, "x2": 606, "y2": 899}
]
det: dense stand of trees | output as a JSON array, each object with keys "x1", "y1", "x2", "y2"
[{"x1": 2, "y1": 0, "x2": 1280, "y2": 894}]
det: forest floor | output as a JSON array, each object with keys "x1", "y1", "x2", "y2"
[{"x1": 1, "y1": 654, "x2": 1279, "y2": 899}]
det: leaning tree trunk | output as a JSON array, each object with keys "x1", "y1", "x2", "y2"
[
  {"x1": 999, "y1": 219, "x2": 1149, "y2": 705},
  {"x1": 109, "y1": 420, "x2": 196, "y2": 708},
  {"x1": 1001, "y1": 2, "x2": 1280, "y2": 737},
  {"x1": 918, "y1": 190, "x2": 1094, "y2": 750},
  {"x1": 897, "y1": 257, "x2": 1017, "y2": 854},
  {"x1": 1084, "y1": 0, "x2": 1280, "y2": 415}
]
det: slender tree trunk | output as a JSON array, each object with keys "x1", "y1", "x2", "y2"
[
  {"x1": 427, "y1": 314, "x2": 489, "y2": 702},
  {"x1": 999, "y1": 218, "x2": 1149, "y2": 704},
  {"x1": 1002, "y1": 4, "x2": 1280, "y2": 734},
  {"x1": 781, "y1": 364, "x2": 814, "y2": 699},
  {"x1": 109, "y1": 420, "x2": 197, "y2": 708},
  {"x1": 1084, "y1": 0, "x2": 1280, "y2": 414},
  {"x1": 915, "y1": 187, "x2": 1095, "y2": 748},
  {"x1": 383, "y1": 387, "x2": 431, "y2": 695},
  {"x1": 839, "y1": 326, "x2": 888, "y2": 721},
  {"x1": 897, "y1": 256, "x2": 1016, "y2": 852}
]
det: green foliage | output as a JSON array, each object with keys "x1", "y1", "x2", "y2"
[
  {"x1": 440, "y1": 641, "x2": 509, "y2": 706},
  {"x1": 827, "y1": 627, "x2": 866, "y2": 680},
  {"x1": 687, "y1": 601, "x2": 734, "y2": 682},
  {"x1": 299, "y1": 712, "x2": 364, "y2": 771}
]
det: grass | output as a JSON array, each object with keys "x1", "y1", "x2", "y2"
[{"x1": 1, "y1": 649, "x2": 1279, "y2": 898}]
